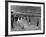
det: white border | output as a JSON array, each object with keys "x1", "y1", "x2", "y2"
[{"x1": 8, "y1": 2, "x2": 43, "y2": 35}]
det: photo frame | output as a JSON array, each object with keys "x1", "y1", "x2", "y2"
[{"x1": 5, "y1": 0, "x2": 45, "y2": 36}]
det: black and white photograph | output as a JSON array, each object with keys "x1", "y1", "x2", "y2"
[
  {"x1": 7, "y1": 2, "x2": 45, "y2": 35},
  {"x1": 11, "y1": 5, "x2": 41, "y2": 31}
]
